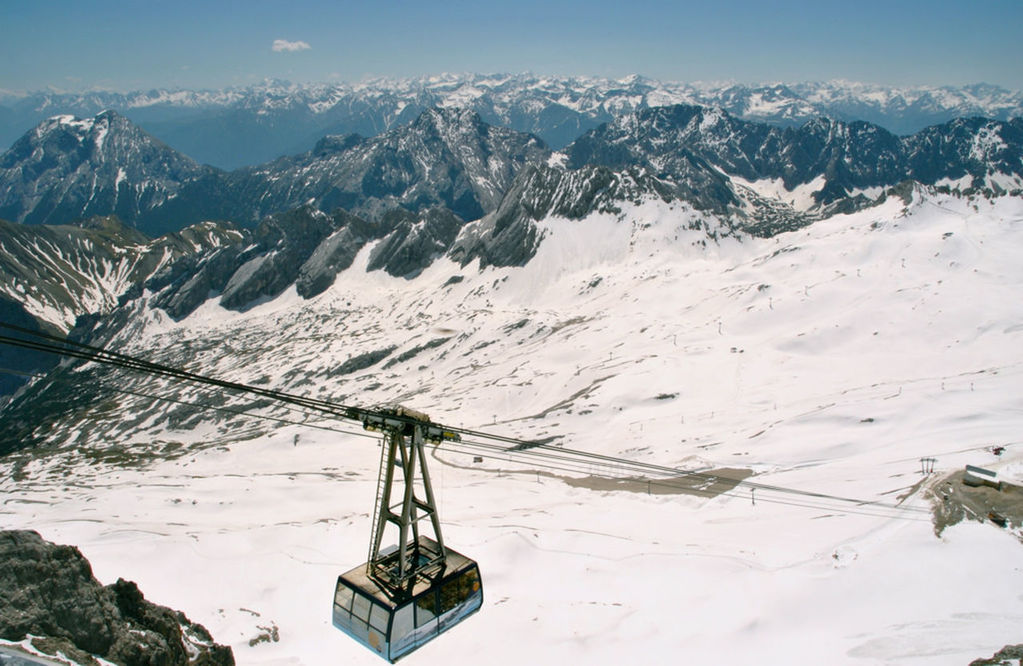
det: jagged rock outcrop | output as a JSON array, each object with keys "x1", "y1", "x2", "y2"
[
  {"x1": 0, "y1": 530, "x2": 234, "y2": 666},
  {"x1": 970, "y1": 644, "x2": 1023, "y2": 666},
  {"x1": 218, "y1": 206, "x2": 342, "y2": 309},
  {"x1": 567, "y1": 104, "x2": 1023, "y2": 208},
  {"x1": 294, "y1": 209, "x2": 380, "y2": 297},
  {"x1": 145, "y1": 242, "x2": 250, "y2": 320},
  {"x1": 367, "y1": 207, "x2": 463, "y2": 278},
  {"x1": 451, "y1": 163, "x2": 682, "y2": 268},
  {"x1": 148, "y1": 206, "x2": 385, "y2": 315},
  {"x1": 232, "y1": 107, "x2": 549, "y2": 224}
]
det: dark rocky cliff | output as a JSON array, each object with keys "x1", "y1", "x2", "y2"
[{"x1": 0, "y1": 530, "x2": 234, "y2": 666}]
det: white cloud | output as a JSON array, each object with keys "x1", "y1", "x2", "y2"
[{"x1": 272, "y1": 39, "x2": 311, "y2": 53}]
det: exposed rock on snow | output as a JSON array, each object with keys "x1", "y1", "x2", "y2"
[
  {"x1": 970, "y1": 644, "x2": 1023, "y2": 666},
  {"x1": 0, "y1": 530, "x2": 234, "y2": 666},
  {"x1": 929, "y1": 470, "x2": 1023, "y2": 543}
]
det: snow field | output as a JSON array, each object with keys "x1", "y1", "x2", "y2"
[{"x1": 3, "y1": 190, "x2": 1023, "y2": 663}]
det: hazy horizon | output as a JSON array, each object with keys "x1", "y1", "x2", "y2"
[
  {"x1": 2, "y1": 72, "x2": 1022, "y2": 99},
  {"x1": 2, "y1": 0, "x2": 1021, "y2": 94}
]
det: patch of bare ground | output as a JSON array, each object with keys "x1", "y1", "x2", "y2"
[
  {"x1": 562, "y1": 467, "x2": 753, "y2": 497},
  {"x1": 433, "y1": 448, "x2": 752, "y2": 498},
  {"x1": 928, "y1": 470, "x2": 1023, "y2": 543}
]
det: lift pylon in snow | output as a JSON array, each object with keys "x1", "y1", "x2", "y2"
[{"x1": 333, "y1": 406, "x2": 483, "y2": 662}]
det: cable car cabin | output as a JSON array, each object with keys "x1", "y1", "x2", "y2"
[{"x1": 332, "y1": 537, "x2": 483, "y2": 662}]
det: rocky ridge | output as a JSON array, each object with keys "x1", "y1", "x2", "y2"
[
  {"x1": 0, "y1": 112, "x2": 220, "y2": 236},
  {"x1": 0, "y1": 215, "x2": 243, "y2": 333},
  {"x1": 0, "y1": 530, "x2": 234, "y2": 666},
  {"x1": 568, "y1": 105, "x2": 1023, "y2": 207},
  {"x1": 0, "y1": 108, "x2": 549, "y2": 237},
  {"x1": 232, "y1": 106, "x2": 548, "y2": 224}
]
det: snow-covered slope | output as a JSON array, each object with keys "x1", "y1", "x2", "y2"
[
  {"x1": 0, "y1": 216, "x2": 243, "y2": 333},
  {"x1": 0, "y1": 216, "x2": 245, "y2": 402},
  {"x1": 2, "y1": 188, "x2": 1022, "y2": 664}
]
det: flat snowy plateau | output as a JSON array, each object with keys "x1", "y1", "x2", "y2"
[{"x1": 2, "y1": 190, "x2": 1022, "y2": 664}]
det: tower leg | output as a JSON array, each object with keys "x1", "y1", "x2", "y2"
[{"x1": 366, "y1": 419, "x2": 447, "y2": 595}]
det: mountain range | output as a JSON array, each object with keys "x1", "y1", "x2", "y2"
[
  {"x1": 2, "y1": 75, "x2": 1021, "y2": 169},
  {"x1": 2, "y1": 77, "x2": 1023, "y2": 664},
  {"x1": 0, "y1": 78, "x2": 1020, "y2": 408},
  {"x1": 3, "y1": 103, "x2": 1021, "y2": 241},
  {"x1": 0, "y1": 97, "x2": 1021, "y2": 371}
]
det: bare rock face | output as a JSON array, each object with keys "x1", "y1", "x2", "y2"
[
  {"x1": 970, "y1": 644, "x2": 1023, "y2": 666},
  {"x1": 0, "y1": 530, "x2": 234, "y2": 666}
]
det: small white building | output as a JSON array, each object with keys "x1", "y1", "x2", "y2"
[{"x1": 963, "y1": 464, "x2": 1001, "y2": 490}]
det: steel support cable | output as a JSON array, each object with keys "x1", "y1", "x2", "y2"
[
  {"x1": 0, "y1": 330, "x2": 457, "y2": 443},
  {"x1": 453, "y1": 434, "x2": 932, "y2": 515},
  {"x1": 1, "y1": 323, "x2": 577, "y2": 443},
  {"x1": 1, "y1": 323, "x2": 542, "y2": 438},
  {"x1": 0, "y1": 326, "x2": 447, "y2": 434},
  {"x1": 448, "y1": 437, "x2": 931, "y2": 518},
  {"x1": 0, "y1": 365, "x2": 382, "y2": 445},
  {"x1": 437, "y1": 435, "x2": 901, "y2": 514},
  {"x1": 432, "y1": 441, "x2": 930, "y2": 521},
  {"x1": 517, "y1": 440, "x2": 909, "y2": 510},
  {"x1": 99, "y1": 366, "x2": 371, "y2": 433},
  {"x1": 508, "y1": 441, "x2": 932, "y2": 514},
  {"x1": 103, "y1": 383, "x2": 380, "y2": 440},
  {"x1": 0, "y1": 363, "x2": 929, "y2": 520},
  {"x1": 0, "y1": 365, "x2": 921, "y2": 520},
  {"x1": 460, "y1": 425, "x2": 909, "y2": 511},
  {"x1": 0, "y1": 328, "x2": 355, "y2": 419},
  {"x1": 0, "y1": 323, "x2": 933, "y2": 517}
]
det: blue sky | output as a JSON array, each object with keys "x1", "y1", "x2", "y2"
[{"x1": 1, "y1": 0, "x2": 1021, "y2": 93}]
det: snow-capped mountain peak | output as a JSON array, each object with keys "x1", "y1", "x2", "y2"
[{"x1": 3, "y1": 75, "x2": 1020, "y2": 169}]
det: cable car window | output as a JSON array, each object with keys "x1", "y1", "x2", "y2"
[
  {"x1": 415, "y1": 591, "x2": 437, "y2": 626},
  {"x1": 369, "y1": 602, "x2": 389, "y2": 632},
  {"x1": 391, "y1": 604, "x2": 414, "y2": 645},
  {"x1": 438, "y1": 568, "x2": 481, "y2": 614},
  {"x1": 352, "y1": 592, "x2": 372, "y2": 624},
  {"x1": 334, "y1": 585, "x2": 355, "y2": 613},
  {"x1": 462, "y1": 568, "x2": 481, "y2": 594}
]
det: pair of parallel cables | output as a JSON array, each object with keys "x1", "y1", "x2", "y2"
[{"x1": 0, "y1": 321, "x2": 933, "y2": 521}]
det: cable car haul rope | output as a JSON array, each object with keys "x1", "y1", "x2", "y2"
[
  {"x1": 0, "y1": 321, "x2": 931, "y2": 661},
  {"x1": 0, "y1": 322, "x2": 931, "y2": 518}
]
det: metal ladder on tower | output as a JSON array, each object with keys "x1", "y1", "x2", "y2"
[
  {"x1": 354, "y1": 405, "x2": 457, "y2": 594},
  {"x1": 365, "y1": 432, "x2": 392, "y2": 570}
]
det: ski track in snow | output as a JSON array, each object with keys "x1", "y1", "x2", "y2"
[{"x1": 3, "y1": 191, "x2": 1023, "y2": 664}]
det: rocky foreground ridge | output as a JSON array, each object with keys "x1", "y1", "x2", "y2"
[{"x1": 0, "y1": 530, "x2": 233, "y2": 666}]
